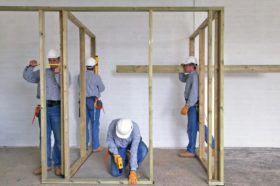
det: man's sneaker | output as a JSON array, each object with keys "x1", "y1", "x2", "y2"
[
  {"x1": 178, "y1": 151, "x2": 195, "y2": 158},
  {"x1": 33, "y1": 166, "x2": 51, "y2": 175},
  {"x1": 92, "y1": 147, "x2": 104, "y2": 153},
  {"x1": 55, "y1": 166, "x2": 61, "y2": 176}
]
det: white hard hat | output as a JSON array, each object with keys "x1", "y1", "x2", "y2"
[
  {"x1": 86, "y1": 57, "x2": 97, "y2": 67},
  {"x1": 116, "y1": 119, "x2": 133, "y2": 139},
  {"x1": 184, "y1": 56, "x2": 197, "y2": 65},
  {"x1": 47, "y1": 49, "x2": 59, "y2": 59}
]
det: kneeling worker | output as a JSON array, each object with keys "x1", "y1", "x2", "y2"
[{"x1": 106, "y1": 119, "x2": 148, "y2": 184}]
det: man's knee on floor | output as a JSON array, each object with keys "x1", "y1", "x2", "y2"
[{"x1": 110, "y1": 168, "x2": 123, "y2": 177}]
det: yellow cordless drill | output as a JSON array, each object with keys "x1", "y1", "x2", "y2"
[
  {"x1": 117, "y1": 157, "x2": 123, "y2": 173},
  {"x1": 112, "y1": 154, "x2": 123, "y2": 173}
]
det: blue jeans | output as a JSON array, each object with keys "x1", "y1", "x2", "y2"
[
  {"x1": 110, "y1": 141, "x2": 148, "y2": 177},
  {"x1": 186, "y1": 106, "x2": 215, "y2": 154},
  {"x1": 86, "y1": 98, "x2": 101, "y2": 150},
  {"x1": 38, "y1": 105, "x2": 61, "y2": 167}
]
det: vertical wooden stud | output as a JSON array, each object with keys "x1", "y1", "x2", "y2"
[
  {"x1": 214, "y1": 11, "x2": 219, "y2": 180},
  {"x1": 59, "y1": 11, "x2": 65, "y2": 175},
  {"x1": 198, "y1": 28, "x2": 205, "y2": 159},
  {"x1": 207, "y1": 10, "x2": 213, "y2": 182},
  {"x1": 79, "y1": 28, "x2": 86, "y2": 157},
  {"x1": 39, "y1": 10, "x2": 47, "y2": 181},
  {"x1": 218, "y1": 10, "x2": 224, "y2": 183},
  {"x1": 91, "y1": 37, "x2": 96, "y2": 58},
  {"x1": 90, "y1": 37, "x2": 98, "y2": 74},
  {"x1": 149, "y1": 10, "x2": 154, "y2": 183},
  {"x1": 189, "y1": 38, "x2": 195, "y2": 56},
  {"x1": 61, "y1": 10, "x2": 70, "y2": 179}
]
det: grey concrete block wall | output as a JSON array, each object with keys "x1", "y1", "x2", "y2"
[{"x1": 0, "y1": 0, "x2": 279, "y2": 147}]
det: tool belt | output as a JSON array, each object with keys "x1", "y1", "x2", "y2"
[
  {"x1": 95, "y1": 99, "x2": 103, "y2": 109},
  {"x1": 87, "y1": 96, "x2": 103, "y2": 109},
  {"x1": 46, "y1": 100, "x2": 61, "y2": 107}
]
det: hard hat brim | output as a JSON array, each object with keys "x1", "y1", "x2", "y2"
[
  {"x1": 116, "y1": 128, "x2": 132, "y2": 139},
  {"x1": 184, "y1": 62, "x2": 197, "y2": 66}
]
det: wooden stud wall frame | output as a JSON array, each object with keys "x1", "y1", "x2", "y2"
[
  {"x1": 0, "y1": 6, "x2": 227, "y2": 185},
  {"x1": 116, "y1": 9, "x2": 227, "y2": 185}
]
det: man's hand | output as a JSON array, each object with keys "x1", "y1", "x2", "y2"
[
  {"x1": 54, "y1": 66, "x2": 60, "y2": 74},
  {"x1": 181, "y1": 63, "x2": 187, "y2": 73},
  {"x1": 129, "y1": 171, "x2": 138, "y2": 184},
  {"x1": 29, "y1": 60, "x2": 38, "y2": 67},
  {"x1": 113, "y1": 154, "x2": 121, "y2": 165},
  {"x1": 181, "y1": 105, "x2": 189, "y2": 115}
]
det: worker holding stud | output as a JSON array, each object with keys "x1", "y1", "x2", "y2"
[
  {"x1": 23, "y1": 49, "x2": 71, "y2": 176},
  {"x1": 106, "y1": 119, "x2": 148, "y2": 184},
  {"x1": 178, "y1": 56, "x2": 214, "y2": 158},
  {"x1": 78, "y1": 57, "x2": 105, "y2": 152}
]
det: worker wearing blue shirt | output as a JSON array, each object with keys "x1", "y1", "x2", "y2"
[
  {"x1": 78, "y1": 57, "x2": 105, "y2": 152},
  {"x1": 23, "y1": 49, "x2": 71, "y2": 176},
  {"x1": 106, "y1": 119, "x2": 148, "y2": 184},
  {"x1": 178, "y1": 56, "x2": 214, "y2": 158}
]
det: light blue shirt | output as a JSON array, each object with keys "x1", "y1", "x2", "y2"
[
  {"x1": 179, "y1": 70, "x2": 199, "y2": 107},
  {"x1": 106, "y1": 119, "x2": 141, "y2": 171},
  {"x1": 78, "y1": 70, "x2": 105, "y2": 98},
  {"x1": 23, "y1": 66, "x2": 72, "y2": 100}
]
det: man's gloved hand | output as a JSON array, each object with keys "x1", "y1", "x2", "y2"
[
  {"x1": 129, "y1": 171, "x2": 138, "y2": 184},
  {"x1": 181, "y1": 105, "x2": 189, "y2": 115},
  {"x1": 113, "y1": 154, "x2": 121, "y2": 165}
]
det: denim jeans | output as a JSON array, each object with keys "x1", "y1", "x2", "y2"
[
  {"x1": 38, "y1": 105, "x2": 61, "y2": 167},
  {"x1": 186, "y1": 106, "x2": 215, "y2": 154},
  {"x1": 110, "y1": 141, "x2": 148, "y2": 177},
  {"x1": 86, "y1": 98, "x2": 101, "y2": 150}
]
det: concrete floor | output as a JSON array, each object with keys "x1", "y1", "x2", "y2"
[{"x1": 0, "y1": 147, "x2": 280, "y2": 186}]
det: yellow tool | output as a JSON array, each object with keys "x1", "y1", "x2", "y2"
[
  {"x1": 35, "y1": 64, "x2": 60, "y2": 66},
  {"x1": 94, "y1": 56, "x2": 99, "y2": 74},
  {"x1": 117, "y1": 156, "x2": 123, "y2": 172}
]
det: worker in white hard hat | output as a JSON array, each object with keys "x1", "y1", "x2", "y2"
[
  {"x1": 106, "y1": 119, "x2": 148, "y2": 184},
  {"x1": 178, "y1": 56, "x2": 214, "y2": 158},
  {"x1": 78, "y1": 57, "x2": 105, "y2": 152},
  {"x1": 23, "y1": 49, "x2": 72, "y2": 176}
]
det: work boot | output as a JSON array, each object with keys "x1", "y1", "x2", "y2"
[
  {"x1": 33, "y1": 166, "x2": 51, "y2": 175},
  {"x1": 179, "y1": 151, "x2": 195, "y2": 158},
  {"x1": 55, "y1": 166, "x2": 61, "y2": 176},
  {"x1": 92, "y1": 147, "x2": 104, "y2": 153}
]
